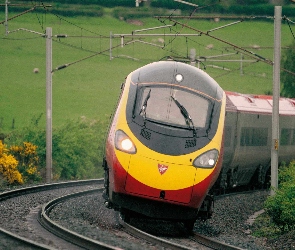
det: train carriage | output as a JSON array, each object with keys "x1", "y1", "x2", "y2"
[{"x1": 219, "y1": 92, "x2": 295, "y2": 190}]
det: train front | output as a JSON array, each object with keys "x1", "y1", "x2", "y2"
[{"x1": 104, "y1": 61, "x2": 226, "y2": 224}]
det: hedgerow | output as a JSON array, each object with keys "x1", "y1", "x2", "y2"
[
  {"x1": 264, "y1": 161, "x2": 295, "y2": 232},
  {"x1": 4, "y1": 115, "x2": 108, "y2": 182},
  {"x1": 8, "y1": 0, "x2": 295, "y2": 18}
]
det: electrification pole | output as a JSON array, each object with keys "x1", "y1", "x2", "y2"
[
  {"x1": 46, "y1": 27, "x2": 52, "y2": 183},
  {"x1": 271, "y1": 6, "x2": 281, "y2": 196},
  {"x1": 110, "y1": 31, "x2": 112, "y2": 60},
  {"x1": 5, "y1": 0, "x2": 8, "y2": 35}
]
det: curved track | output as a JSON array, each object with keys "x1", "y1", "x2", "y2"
[
  {"x1": 38, "y1": 183, "x2": 249, "y2": 250},
  {"x1": 0, "y1": 179, "x2": 261, "y2": 250},
  {"x1": 39, "y1": 188, "x2": 121, "y2": 250},
  {"x1": 0, "y1": 179, "x2": 103, "y2": 249}
]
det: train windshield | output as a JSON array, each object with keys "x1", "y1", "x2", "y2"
[{"x1": 136, "y1": 86, "x2": 210, "y2": 129}]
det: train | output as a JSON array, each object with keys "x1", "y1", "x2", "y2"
[
  {"x1": 102, "y1": 60, "x2": 226, "y2": 231},
  {"x1": 102, "y1": 60, "x2": 295, "y2": 231}
]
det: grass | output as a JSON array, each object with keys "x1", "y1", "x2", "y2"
[
  {"x1": 0, "y1": 10, "x2": 294, "y2": 132},
  {"x1": 252, "y1": 211, "x2": 295, "y2": 248},
  {"x1": 252, "y1": 212, "x2": 282, "y2": 238}
]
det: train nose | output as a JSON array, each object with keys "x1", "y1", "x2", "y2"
[{"x1": 124, "y1": 155, "x2": 196, "y2": 204}]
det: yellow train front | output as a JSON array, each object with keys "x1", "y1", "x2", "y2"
[{"x1": 103, "y1": 61, "x2": 226, "y2": 230}]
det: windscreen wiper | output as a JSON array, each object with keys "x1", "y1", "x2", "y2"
[
  {"x1": 139, "y1": 89, "x2": 151, "y2": 118},
  {"x1": 132, "y1": 84, "x2": 139, "y2": 118},
  {"x1": 171, "y1": 96, "x2": 194, "y2": 128}
]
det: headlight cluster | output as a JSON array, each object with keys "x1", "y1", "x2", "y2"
[
  {"x1": 115, "y1": 130, "x2": 136, "y2": 154},
  {"x1": 193, "y1": 149, "x2": 219, "y2": 168}
]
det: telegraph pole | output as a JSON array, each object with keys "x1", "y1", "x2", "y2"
[
  {"x1": 271, "y1": 6, "x2": 281, "y2": 196},
  {"x1": 46, "y1": 27, "x2": 52, "y2": 183}
]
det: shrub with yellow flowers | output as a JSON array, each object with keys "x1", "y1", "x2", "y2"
[
  {"x1": 9, "y1": 142, "x2": 41, "y2": 183},
  {"x1": 0, "y1": 141, "x2": 23, "y2": 185}
]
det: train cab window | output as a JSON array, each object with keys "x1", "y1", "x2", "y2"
[
  {"x1": 240, "y1": 127, "x2": 268, "y2": 146},
  {"x1": 280, "y1": 128, "x2": 292, "y2": 146},
  {"x1": 137, "y1": 86, "x2": 210, "y2": 129}
]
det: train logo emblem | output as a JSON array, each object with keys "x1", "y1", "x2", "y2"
[{"x1": 158, "y1": 164, "x2": 168, "y2": 175}]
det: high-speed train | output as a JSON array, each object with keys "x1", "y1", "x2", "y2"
[
  {"x1": 102, "y1": 61, "x2": 295, "y2": 230},
  {"x1": 102, "y1": 61, "x2": 226, "y2": 231}
]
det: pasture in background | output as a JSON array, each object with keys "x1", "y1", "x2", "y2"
[{"x1": 1, "y1": 12, "x2": 293, "y2": 132}]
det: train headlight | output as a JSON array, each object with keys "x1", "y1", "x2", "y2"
[
  {"x1": 175, "y1": 73, "x2": 183, "y2": 82},
  {"x1": 115, "y1": 130, "x2": 136, "y2": 154},
  {"x1": 193, "y1": 149, "x2": 219, "y2": 168}
]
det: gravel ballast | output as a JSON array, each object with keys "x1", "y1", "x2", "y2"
[
  {"x1": 49, "y1": 189, "x2": 294, "y2": 250},
  {"x1": 1, "y1": 186, "x2": 294, "y2": 249}
]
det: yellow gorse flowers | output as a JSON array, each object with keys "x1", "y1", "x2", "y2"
[
  {"x1": 0, "y1": 141, "x2": 41, "y2": 185},
  {"x1": 0, "y1": 141, "x2": 23, "y2": 184}
]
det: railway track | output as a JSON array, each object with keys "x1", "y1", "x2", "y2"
[
  {"x1": 43, "y1": 185, "x2": 249, "y2": 250},
  {"x1": 119, "y1": 213, "x2": 246, "y2": 250},
  {"x1": 39, "y1": 187, "x2": 121, "y2": 250},
  {"x1": 0, "y1": 179, "x2": 104, "y2": 249},
  {"x1": 0, "y1": 179, "x2": 263, "y2": 249}
]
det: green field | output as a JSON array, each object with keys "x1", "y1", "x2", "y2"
[{"x1": 0, "y1": 10, "x2": 293, "y2": 132}]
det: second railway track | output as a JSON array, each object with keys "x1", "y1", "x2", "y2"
[{"x1": 0, "y1": 179, "x2": 103, "y2": 249}]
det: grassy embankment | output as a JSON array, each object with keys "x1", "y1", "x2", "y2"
[{"x1": 0, "y1": 10, "x2": 293, "y2": 132}]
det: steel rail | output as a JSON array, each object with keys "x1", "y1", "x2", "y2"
[
  {"x1": 120, "y1": 216, "x2": 246, "y2": 250},
  {"x1": 118, "y1": 216, "x2": 197, "y2": 250},
  {"x1": 188, "y1": 189, "x2": 266, "y2": 250},
  {"x1": 119, "y1": 190, "x2": 264, "y2": 250},
  {"x1": 39, "y1": 187, "x2": 122, "y2": 250},
  {"x1": 190, "y1": 233, "x2": 246, "y2": 250},
  {"x1": 0, "y1": 179, "x2": 102, "y2": 201},
  {"x1": 0, "y1": 228, "x2": 55, "y2": 250}
]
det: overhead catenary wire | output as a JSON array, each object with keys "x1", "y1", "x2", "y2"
[
  {"x1": 0, "y1": 6, "x2": 36, "y2": 25},
  {"x1": 156, "y1": 0, "x2": 295, "y2": 77},
  {"x1": 4, "y1": 0, "x2": 295, "y2": 76},
  {"x1": 51, "y1": 37, "x2": 143, "y2": 72},
  {"x1": 155, "y1": 1, "x2": 295, "y2": 76},
  {"x1": 167, "y1": 18, "x2": 295, "y2": 76},
  {"x1": 284, "y1": 16, "x2": 295, "y2": 40}
]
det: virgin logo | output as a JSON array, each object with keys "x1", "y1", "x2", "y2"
[{"x1": 158, "y1": 164, "x2": 168, "y2": 175}]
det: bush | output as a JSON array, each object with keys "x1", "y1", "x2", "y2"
[
  {"x1": 0, "y1": 141, "x2": 23, "y2": 185},
  {"x1": 4, "y1": 115, "x2": 108, "y2": 181},
  {"x1": 9, "y1": 142, "x2": 42, "y2": 183},
  {"x1": 264, "y1": 161, "x2": 295, "y2": 231}
]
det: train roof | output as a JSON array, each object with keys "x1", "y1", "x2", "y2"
[{"x1": 225, "y1": 91, "x2": 295, "y2": 115}]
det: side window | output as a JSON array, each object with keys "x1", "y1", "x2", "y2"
[
  {"x1": 240, "y1": 127, "x2": 251, "y2": 146},
  {"x1": 280, "y1": 128, "x2": 292, "y2": 146},
  {"x1": 252, "y1": 128, "x2": 268, "y2": 146},
  {"x1": 240, "y1": 127, "x2": 268, "y2": 146}
]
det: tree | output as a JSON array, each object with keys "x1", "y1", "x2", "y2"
[{"x1": 281, "y1": 41, "x2": 295, "y2": 98}]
